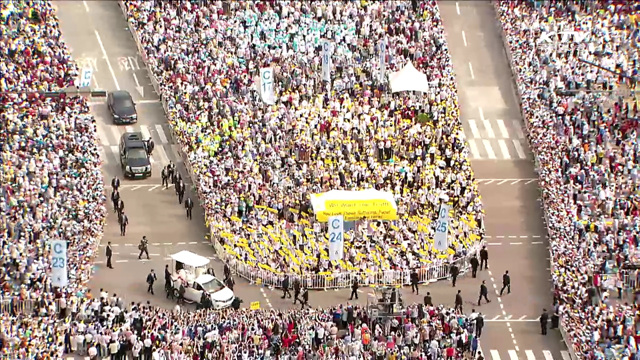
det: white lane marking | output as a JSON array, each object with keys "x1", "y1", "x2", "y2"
[
  {"x1": 110, "y1": 127, "x2": 121, "y2": 144},
  {"x1": 110, "y1": 146, "x2": 119, "y2": 163},
  {"x1": 543, "y1": 350, "x2": 554, "y2": 360},
  {"x1": 491, "y1": 350, "x2": 501, "y2": 360},
  {"x1": 512, "y1": 140, "x2": 526, "y2": 159},
  {"x1": 94, "y1": 30, "x2": 121, "y2": 90},
  {"x1": 155, "y1": 124, "x2": 169, "y2": 143},
  {"x1": 462, "y1": 31, "x2": 467, "y2": 47},
  {"x1": 504, "y1": 315, "x2": 512, "y2": 320},
  {"x1": 510, "y1": 242, "x2": 523, "y2": 245},
  {"x1": 518, "y1": 315, "x2": 526, "y2": 320},
  {"x1": 532, "y1": 241, "x2": 543, "y2": 244},
  {"x1": 125, "y1": 126, "x2": 134, "y2": 133},
  {"x1": 140, "y1": 125, "x2": 151, "y2": 140},
  {"x1": 496, "y1": 119, "x2": 510, "y2": 138},
  {"x1": 83, "y1": 1, "x2": 90, "y2": 12},
  {"x1": 468, "y1": 120, "x2": 481, "y2": 138},
  {"x1": 479, "y1": 107, "x2": 485, "y2": 121},
  {"x1": 469, "y1": 62, "x2": 475, "y2": 79},
  {"x1": 456, "y1": 2, "x2": 460, "y2": 15},
  {"x1": 510, "y1": 180, "x2": 519, "y2": 185},
  {"x1": 483, "y1": 140, "x2": 496, "y2": 159},
  {"x1": 496, "y1": 235, "x2": 505, "y2": 238},
  {"x1": 483, "y1": 120, "x2": 495, "y2": 138},
  {"x1": 137, "y1": 99, "x2": 161, "y2": 104},
  {"x1": 508, "y1": 350, "x2": 519, "y2": 360},
  {"x1": 498, "y1": 180, "x2": 509, "y2": 185},
  {"x1": 152, "y1": 145, "x2": 170, "y2": 166},
  {"x1": 96, "y1": 123, "x2": 110, "y2": 145},
  {"x1": 487, "y1": 242, "x2": 502, "y2": 245},
  {"x1": 514, "y1": 123, "x2": 526, "y2": 139},
  {"x1": 561, "y1": 351, "x2": 572, "y2": 360},
  {"x1": 115, "y1": 260, "x2": 128, "y2": 263},
  {"x1": 149, "y1": 185, "x2": 160, "y2": 192},
  {"x1": 525, "y1": 179, "x2": 536, "y2": 185},
  {"x1": 498, "y1": 140, "x2": 511, "y2": 159},
  {"x1": 132, "y1": 186, "x2": 143, "y2": 190},
  {"x1": 467, "y1": 140, "x2": 481, "y2": 159}
]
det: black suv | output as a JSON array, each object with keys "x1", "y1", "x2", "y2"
[
  {"x1": 119, "y1": 132, "x2": 151, "y2": 178},
  {"x1": 108, "y1": 90, "x2": 137, "y2": 124}
]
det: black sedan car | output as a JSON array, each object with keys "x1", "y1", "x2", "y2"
[{"x1": 107, "y1": 90, "x2": 137, "y2": 124}]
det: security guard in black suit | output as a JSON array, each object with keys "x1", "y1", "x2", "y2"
[
  {"x1": 106, "y1": 242, "x2": 114, "y2": 269},
  {"x1": 450, "y1": 263, "x2": 459, "y2": 287},
  {"x1": 167, "y1": 161, "x2": 175, "y2": 183},
  {"x1": 178, "y1": 180, "x2": 185, "y2": 204},
  {"x1": 118, "y1": 212, "x2": 129, "y2": 236},
  {"x1": 111, "y1": 176, "x2": 121, "y2": 192},
  {"x1": 111, "y1": 189, "x2": 120, "y2": 213},
  {"x1": 185, "y1": 197, "x2": 194, "y2": 220},
  {"x1": 478, "y1": 280, "x2": 491, "y2": 305},
  {"x1": 454, "y1": 290, "x2": 463, "y2": 313},
  {"x1": 410, "y1": 269, "x2": 419, "y2": 294},
  {"x1": 424, "y1": 292, "x2": 432, "y2": 306},
  {"x1": 349, "y1": 278, "x2": 359, "y2": 300},
  {"x1": 540, "y1": 309, "x2": 549, "y2": 335},
  {"x1": 480, "y1": 246, "x2": 489, "y2": 270},
  {"x1": 116, "y1": 199, "x2": 125, "y2": 217},
  {"x1": 293, "y1": 278, "x2": 302, "y2": 304},
  {"x1": 500, "y1": 270, "x2": 511, "y2": 296},
  {"x1": 470, "y1": 254, "x2": 479, "y2": 278},
  {"x1": 281, "y1": 275, "x2": 291, "y2": 299},
  {"x1": 161, "y1": 166, "x2": 169, "y2": 188}
]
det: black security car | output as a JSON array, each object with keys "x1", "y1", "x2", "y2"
[
  {"x1": 119, "y1": 132, "x2": 151, "y2": 178},
  {"x1": 108, "y1": 90, "x2": 137, "y2": 124}
]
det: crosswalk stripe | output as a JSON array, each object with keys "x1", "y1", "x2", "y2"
[
  {"x1": 155, "y1": 124, "x2": 169, "y2": 143},
  {"x1": 467, "y1": 140, "x2": 481, "y2": 159},
  {"x1": 525, "y1": 350, "x2": 536, "y2": 360},
  {"x1": 514, "y1": 123, "x2": 525, "y2": 139},
  {"x1": 496, "y1": 119, "x2": 510, "y2": 138},
  {"x1": 483, "y1": 120, "x2": 495, "y2": 138},
  {"x1": 96, "y1": 122, "x2": 110, "y2": 145},
  {"x1": 125, "y1": 126, "x2": 134, "y2": 133},
  {"x1": 491, "y1": 350, "x2": 501, "y2": 360},
  {"x1": 483, "y1": 139, "x2": 496, "y2": 159},
  {"x1": 171, "y1": 144, "x2": 183, "y2": 160},
  {"x1": 110, "y1": 126, "x2": 121, "y2": 144},
  {"x1": 140, "y1": 125, "x2": 152, "y2": 140},
  {"x1": 110, "y1": 146, "x2": 119, "y2": 164},
  {"x1": 498, "y1": 139, "x2": 511, "y2": 159},
  {"x1": 468, "y1": 120, "x2": 481, "y2": 138},
  {"x1": 152, "y1": 145, "x2": 170, "y2": 166},
  {"x1": 512, "y1": 139, "x2": 526, "y2": 159},
  {"x1": 560, "y1": 351, "x2": 571, "y2": 360},
  {"x1": 508, "y1": 350, "x2": 519, "y2": 360},
  {"x1": 543, "y1": 350, "x2": 554, "y2": 360}
]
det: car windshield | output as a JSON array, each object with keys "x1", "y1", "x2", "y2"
[
  {"x1": 200, "y1": 278, "x2": 225, "y2": 293},
  {"x1": 126, "y1": 148, "x2": 147, "y2": 160},
  {"x1": 115, "y1": 95, "x2": 134, "y2": 108}
]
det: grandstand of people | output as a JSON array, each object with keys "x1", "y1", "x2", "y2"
[{"x1": 0, "y1": 0, "x2": 638, "y2": 359}]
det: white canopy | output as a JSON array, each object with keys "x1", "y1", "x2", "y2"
[
  {"x1": 170, "y1": 250, "x2": 210, "y2": 268},
  {"x1": 389, "y1": 62, "x2": 430, "y2": 93}
]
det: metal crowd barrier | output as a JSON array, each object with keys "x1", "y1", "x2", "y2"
[
  {"x1": 0, "y1": 297, "x2": 62, "y2": 316},
  {"x1": 491, "y1": 2, "x2": 578, "y2": 360},
  {"x1": 213, "y1": 237, "x2": 472, "y2": 290}
]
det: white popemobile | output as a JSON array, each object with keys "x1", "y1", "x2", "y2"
[{"x1": 169, "y1": 250, "x2": 234, "y2": 309}]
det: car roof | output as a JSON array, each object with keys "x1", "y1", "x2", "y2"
[
  {"x1": 121, "y1": 132, "x2": 146, "y2": 147},
  {"x1": 170, "y1": 250, "x2": 210, "y2": 267},
  {"x1": 111, "y1": 90, "x2": 132, "y2": 99}
]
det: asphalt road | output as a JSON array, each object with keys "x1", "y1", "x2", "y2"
[{"x1": 439, "y1": 1, "x2": 568, "y2": 360}]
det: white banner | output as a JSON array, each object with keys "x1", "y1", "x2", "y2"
[
  {"x1": 434, "y1": 204, "x2": 451, "y2": 252},
  {"x1": 321, "y1": 40, "x2": 331, "y2": 82},
  {"x1": 328, "y1": 215, "x2": 344, "y2": 261},
  {"x1": 50, "y1": 240, "x2": 68, "y2": 287},
  {"x1": 79, "y1": 67, "x2": 93, "y2": 88},
  {"x1": 259, "y1": 67, "x2": 275, "y2": 105},
  {"x1": 379, "y1": 40, "x2": 386, "y2": 82}
]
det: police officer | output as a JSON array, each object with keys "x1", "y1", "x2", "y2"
[
  {"x1": 118, "y1": 211, "x2": 129, "y2": 236},
  {"x1": 106, "y1": 241, "x2": 114, "y2": 269},
  {"x1": 293, "y1": 277, "x2": 302, "y2": 304},
  {"x1": 475, "y1": 313, "x2": 485, "y2": 338},
  {"x1": 478, "y1": 280, "x2": 491, "y2": 306},
  {"x1": 424, "y1": 292, "x2": 432, "y2": 306},
  {"x1": 146, "y1": 269, "x2": 157, "y2": 295},
  {"x1": 161, "y1": 166, "x2": 169, "y2": 188},
  {"x1": 172, "y1": 169, "x2": 179, "y2": 187},
  {"x1": 184, "y1": 197, "x2": 194, "y2": 220},
  {"x1": 223, "y1": 263, "x2": 231, "y2": 281},
  {"x1": 454, "y1": 290, "x2": 463, "y2": 313},
  {"x1": 167, "y1": 161, "x2": 175, "y2": 183},
  {"x1": 300, "y1": 287, "x2": 309, "y2": 309},
  {"x1": 470, "y1": 254, "x2": 479, "y2": 278},
  {"x1": 450, "y1": 263, "x2": 459, "y2": 287},
  {"x1": 410, "y1": 269, "x2": 419, "y2": 294},
  {"x1": 480, "y1": 246, "x2": 489, "y2": 270},
  {"x1": 540, "y1": 309, "x2": 549, "y2": 335},
  {"x1": 111, "y1": 176, "x2": 121, "y2": 192},
  {"x1": 111, "y1": 188, "x2": 120, "y2": 213},
  {"x1": 164, "y1": 264, "x2": 172, "y2": 294},
  {"x1": 138, "y1": 236, "x2": 150, "y2": 260},
  {"x1": 349, "y1": 278, "x2": 359, "y2": 300},
  {"x1": 178, "y1": 180, "x2": 185, "y2": 204},
  {"x1": 116, "y1": 198, "x2": 125, "y2": 218},
  {"x1": 146, "y1": 138, "x2": 155, "y2": 156},
  {"x1": 500, "y1": 270, "x2": 511, "y2": 296},
  {"x1": 281, "y1": 275, "x2": 291, "y2": 299}
]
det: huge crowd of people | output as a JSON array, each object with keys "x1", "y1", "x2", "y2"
[
  {"x1": 123, "y1": 0, "x2": 484, "y2": 280},
  {"x1": 497, "y1": 0, "x2": 640, "y2": 358}
]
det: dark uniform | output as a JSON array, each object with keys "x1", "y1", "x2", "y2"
[
  {"x1": 146, "y1": 138, "x2": 155, "y2": 156},
  {"x1": 480, "y1": 246, "x2": 489, "y2": 270},
  {"x1": 470, "y1": 255, "x2": 479, "y2": 278},
  {"x1": 454, "y1": 290, "x2": 463, "y2": 313},
  {"x1": 138, "y1": 236, "x2": 150, "y2": 259},
  {"x1": 500, "y1": 271, "x2": 511, "y2": 296},
  {"x1": 185, "y1": 197, "x2": 194, "y2": 220},
  {"x1": 281, "y1": 275, "x2": 291, "y2": 299},
  {"x1": 111, "y1": 177, "x2": 121, "y2": 192},
  {"x1": 164, "y1": 265, "x2": 172, "y2": 295},
  {"x1": 146, "y1": 270, "x2": 157, "y2": 295},
  {"x1": 161, "y1": 167, "x2": 169, "y2": 188},
  {"x1": 349, "y1": 279, "x2": 359, "y2": 300},
  {"x1": 424, "y1": 292, "x2": 432, "y2": 306},
  {"x1": 478, "y1": 281, "x2": 491, "y2": 305},
  {"x1": 293, "y1": 278, "x2": 302, "y2": 304},
  {"x1": 116, "y1": 199, "x2": 125, "y2": 217},
  {"x1": 106, "y1": 243, "x2": 113, "y2": 269},
  {"x1": 540, "y1": 309, "x2": 549, "y2": 335},
  {"x1": 118, "y1": 212, "x2": 128, "y2": 236},
  {"x1": 450, "y1": 264, "x2": 459, "y2": 287},
  {"x1": 300, "y1": 288, "x2": 309, "y2": 309},
  {"x1": 475, "y1": 314, "x2": 485, "y2": 338},
  {"x1": 410, "y1": 269, "x2": 419, "y2": 294},
  {"x1": 111, "y1": 189, "x2": 120, "y2": 213},
  {"x1": 178, "y1": 180, "x2": 185, "y2": 204},
  {"x1": 167, "y1": 161, "x2": 175, "y2": 183}
]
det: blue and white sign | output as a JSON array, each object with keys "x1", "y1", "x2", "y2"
[
  {"x1": 328, "y1": 215, "x2": 344, "y2": 261},
  {"x1": 434, "y1": 204, "x2": 451, "y2": 252},
  {"x1": 50, "y1": 240, "x2": 68, "y2": 287},
  {"x1": 321, "y1": 40, "x2": 331, "y2": 82},
  {"x1": 259, "y1": 67, "x2": 275, "y2": 105},
  {"x1": 79, "y1": 67, "x2": 93, "y2": 88},
  {"x1": 379, "y1": 40, "x2": 386, "y2": 82}
]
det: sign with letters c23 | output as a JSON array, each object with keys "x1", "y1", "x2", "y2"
[{"x1": 50, "y1": 240, "x2": 68, "y2": 287}]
